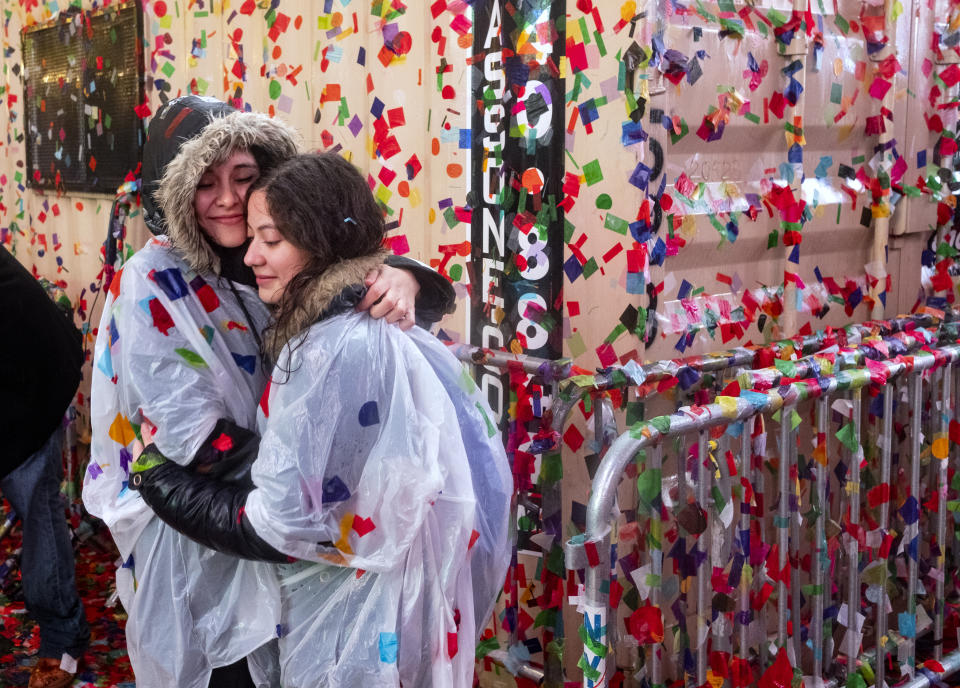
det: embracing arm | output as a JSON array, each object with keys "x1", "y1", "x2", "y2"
[
  {"x1": 374, "y1": 256, "x2": 455, "y2": 328},
  {"x1": 129, "y1": 443, "x2": 289, "y2": 563}
]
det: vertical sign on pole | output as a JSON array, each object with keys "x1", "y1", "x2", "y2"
[{"x1": 470, "y1": 0, "x2": 565, "y2": 427}]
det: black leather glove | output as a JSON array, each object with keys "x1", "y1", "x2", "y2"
[
  {"x1": 129, "y1": 444, "x2": 288, "y2": 563},
  {"x1": 188, "y1": 418, "x2": 261, "y2": 484},
  {"x1": 384, "y1": 254, "x2": 455, "y2": 327}
]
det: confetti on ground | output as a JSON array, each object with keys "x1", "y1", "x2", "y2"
[{"x1": 0, "y1": 516, "x2": 133, "y2": 687}]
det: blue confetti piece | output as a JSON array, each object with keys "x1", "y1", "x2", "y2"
[
  {"x1": 899, "y1": 495, "x2": 919, "y2": 525},
  {"x1": 96, "y1": 348, "x2": 114, "y2": 380},
  {"x1": 563, "y1": 255, "x2": 583, "y2": 283},
  {"x1": 379, "y1": 632, "x2": 398, "y2": 663},
  {"x1": 231, "y1": 352, "x2": 257, "y2": 375},
  {"x1": 788, "y1": 244, "x2": 800, "y2": 264},
  {"x1": 371, "y1": 97, "x2": 385, "y2": 120},
  {"x1": 621, "y1": 119, "x2": 648, "y2": 146},
  {"x1": 677, "y1": 366, "x2": 700, "y2": 390},
  {"x1": 815, "y1": 155, "x2": 832, "y2": 179},
  {"x1": 358, "y1": 400, "x2": 380, "y2": 427},
  {"x1": 152, "y1": 267, "x2": 190, "y2": 300},
  {"x1": 677, "y1": 279, "x2": 693, "y2": 299},
  {"x1": 628, "y1": 161, "x2": 651, "y2": 191},
  {"x1": 109, "y1": 315, "x2": 120, "y2": 346},
  {"x1": 898, "y1": 611, "x2": 916, "y2": 638},
  {"x1": 322, "y1": 475, "x2": 351, "y2": 503},
  {"x1": 788, "y1": 143, "x2": 803, "y2": 164},
  {"x1": 459, "y1": 128, "x2": 472, "y2": 149},
  {"x1": 626, "y1": 272, "x2": 645, "y2": 294}
]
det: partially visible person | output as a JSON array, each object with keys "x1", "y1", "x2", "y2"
[
  {"x1": 0, "y1": 244, "x2": 90, "y2": 688},
  {"x1": 128, "y1": 152, "x2": 512, "y2": 687},
  {"x1": 82, "y1": 96, "x2": 455, "y2": 688}
]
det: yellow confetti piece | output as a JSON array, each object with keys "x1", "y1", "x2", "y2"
[
  {"x1": 108, "y1": 413, "x2": 136, "y2": 447},
  {"x1": 716, "y1": 395, "x2": 739, "y2": 418},
  {"x1": 845, "y1": 481, "x2": 860, "y2": 495},
  {"x1": 813, "y1": 442, "x2": 827, "y2": 466},
  {"x1": 333, "y1": 512, "x2": 355, "y2": 556},
  {"x1": 621, "y1": 1, "x2": 637, "y2": 22},
  {"x1": 933, "y1": 435, "x2": 949, "y2": 460}
]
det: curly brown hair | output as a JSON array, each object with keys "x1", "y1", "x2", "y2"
[{"x1": 250, "y1": 152, "x2": 386, "y2": 362}]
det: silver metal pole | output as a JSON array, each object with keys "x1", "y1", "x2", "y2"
[
  {"x1": 813, "y1": 395, "x2": 829, "y2": 679},
  {"x1": 737, "y1": 426, "x2": 751, "y2": 663},
  {"x1": 907, "y1": 373, "x2": 923, "y2": 677},
  {"x1": 696, "y1": 430, "x2": 710, "y2": 686},
  {"x1": 935, "y1": 366, "x2": 951, "y2": 660},
  {"x1": 875, "y1": 384, "x2": 893, "y2": 688},
  {"x1": 651, "y1": 443, "x2": 664, "y2": 687},
  {"x1": 846, "y1": 388, "x2": 862, "y2": 667},
  {"x1": 777, "y1": 408, "x2": 791, "y2": 648}
]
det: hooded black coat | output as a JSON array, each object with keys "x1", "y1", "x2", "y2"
[{"x1": 0, "y1": 245, "x2": 82, "y2": 477}]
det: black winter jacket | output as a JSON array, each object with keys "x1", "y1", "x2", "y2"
[{"x1": 0, "y1": 246, "x2": 82, "y2": 477}]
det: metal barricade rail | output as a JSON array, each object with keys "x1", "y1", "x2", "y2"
[
  {"x1": 566, "y1": 342, "x2": 960, "y2": 687},
  {"x1": 446, "y1": 313, "x2": 959, "y2": 686}
]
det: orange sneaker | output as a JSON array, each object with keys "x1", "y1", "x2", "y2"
[{"x1": 28, "y1": 657, "x2": 76, "y2": 688}]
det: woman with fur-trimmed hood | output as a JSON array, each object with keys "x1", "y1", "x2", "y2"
[
  {"x1": 127, "y1": 152, "x2": 512, "y2": 687},
  {"x1": 83, "y1": 97, "x2": 454, "y2": 688}
]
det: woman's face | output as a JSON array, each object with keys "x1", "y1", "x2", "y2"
[
  {"x1": 244, "y1": 189, "x2": 309, "y2": 304},
  {"x1": 194, "y1": 150, "x2": 259, "y2": 248}
]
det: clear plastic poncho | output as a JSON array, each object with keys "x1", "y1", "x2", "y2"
[
  {"x1": 243, "y1": 311, "x2": 512, "y2": 688},
  {"x1": 82, "y1": 237, "x2": 281, "y2": 688}
]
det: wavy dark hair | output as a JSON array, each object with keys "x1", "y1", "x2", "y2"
[{"x1": 250, "y1": 152, "x2": 386, "y2": 361}]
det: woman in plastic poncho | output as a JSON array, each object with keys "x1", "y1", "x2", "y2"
[
  {"x1": 82, "y1": 97, "x2": 456, "y2": 688},
  {"x1": 126, "y1": 152, "x2": 513, "y2": 688}
]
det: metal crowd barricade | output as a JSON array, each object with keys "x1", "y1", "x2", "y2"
[
  {"x1": 448, "y1": 312, "x2": 959, "y2": 685},
  {"x1": 565, "y1": 335, "x2": 960, "y2": 688}
]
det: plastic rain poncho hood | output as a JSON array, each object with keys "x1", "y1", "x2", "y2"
[{"x1": 82, "y1": 100, "x2": 300, "y2": 688}]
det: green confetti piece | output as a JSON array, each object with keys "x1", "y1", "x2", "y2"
[
  {"x1": 774, "y1": 357, "x2": 796, "y2": 377},
  {"x1": 594, "y1": 30, "x2": 607, "y2": 57},
  {"x1": 604, "y1": 213, "x2": 629, "y2": 235},
  {"x1": 596, "y1": 193, "x2": 612, "y2": 209},
  {"x1": 582, "y1": 257, "x2": 599, "y2": 278},
  {"x1": 475, "y1": 402, "x2": 497, "y2": 438},
  {"x1": 711, "y1": 485, "x2": 726, "y2": 514},
  {"x1": 638, "y1": 468, "x2": 661, "y2": 503},
  {"x1": 836, "y1": 421, "x2": 858, "y2": 453},
  {"x1": 649, "y1": 416, "x2": 671, "y2": 434},
  {"x1": 846, "y1": 670, "x2": 867, "y2": 688},
  {"x1": 161, "y1": 61, "x2": 175, "y2": 78},
  {"x1": 578, "y1": 624, "x2": 608, "y2": 657},
  {"x1": 567, "y1": 330, "x2": 587, "y2": 358},
  {"x1": 175, "y1": 348, "x2": 207, "y2": 369},
  {"x1": 475, "y1": 636, "x2": 500, "y2": 660},
  {"x1": 578, "y1": 654, "x2": 602, "y2": 681},
  {"x1": 605, "y1": 323, "x2": 627, "y2": 344},
  {"x1": 791, "y1": 409, "x2": 802, "y2": 431},
  {"x1": 669, "y1": 118, "x2": 689, "y2": 144},
  {"x1": 830, "y1": 82, "x2": 843, "y2": 105},
  {"x1": 540, "y1": 452, "x2": 563, "y2": 483},
  {"x1": 583, "y1": 159, "x2": 603, "y2": 186},
  {"x1": 269, "y1": 79, "x2": 282, "y2": 100}
]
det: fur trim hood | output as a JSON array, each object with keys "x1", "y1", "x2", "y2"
[
  {"x1": 266, "y1": 251, "x2": 388, "y2": 361},
  {"x1": 157, "y1": 110, "x2": 301, "y2": 276}
]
